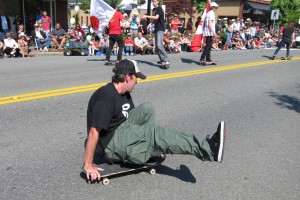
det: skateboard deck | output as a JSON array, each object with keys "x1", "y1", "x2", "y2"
[
  {"x1": 199, "y1": 61, "x2": 217, "y2": 66},
  {"x1": 155, "y1": 62, "x2": 170, "y2": 69},
  {"x1": 271, "y1": 56, "x2": 292, "y2": 60},
  {"x1": 83, "y1": 156, "x2": 165, "y2": 185}
]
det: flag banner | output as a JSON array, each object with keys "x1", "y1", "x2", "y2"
[
  {"x1": 190, "y1": 0, "x2": 211, "y2": 52},
  {"x1": 90, "y1": 0, "x2": 115, "y2": 36}
]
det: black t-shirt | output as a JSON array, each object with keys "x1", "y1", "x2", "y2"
[
  {"x1": 282, "y1": 27, "x2": 294, "y2": 40},
  {"x1": 153, "y1": 6, "x2": 165, "y2": 32},
  {"x1": 87, "y1": 82, "x2": 134, "y2": 156},
  {"x1": 138, "y1": 19, "x2": 148, "y2": 35}
]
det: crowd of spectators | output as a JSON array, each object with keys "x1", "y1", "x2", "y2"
[{"x1": 0, "y1": 6, "x2": 299, "y2": 58}]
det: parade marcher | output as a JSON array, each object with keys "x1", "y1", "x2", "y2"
[
  {"x1": 271, "y1": 22, "x2": 295, "y2": 60},
  {"x1": 143, "y1": 0, "x2": 170, "y2": 68},
  {"x1": 83, "y1": 59, "x2": 227, "y2": 181},
  {"x1": 199, "y1": 2, "x2": 219, "y2": 63}
]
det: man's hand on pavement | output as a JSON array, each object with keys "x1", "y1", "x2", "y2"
[{"x1": 84, "y1": 164, "x2": 104, "y2": 181}]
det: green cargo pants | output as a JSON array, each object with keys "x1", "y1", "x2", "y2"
[{"x1": 105, "y1": 102, "x2": 214, "y2": 164}]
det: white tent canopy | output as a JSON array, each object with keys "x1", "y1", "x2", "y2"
[{"x1": 119, "y1": 0, "x2": 153, "y2": 10}]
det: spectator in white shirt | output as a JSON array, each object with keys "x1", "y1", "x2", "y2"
[
  {"x1": 134, "y1": 32, "x2": 148, "y2": 55},
  {"x1": 3, "y1": 32, "x2": 20, "y2": 57}
]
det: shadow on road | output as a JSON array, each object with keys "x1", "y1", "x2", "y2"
[
  {"x1": 157, "y1": 164, "x2": 196, "y2": 183},
  {"x1": 268, "y1": 91, "x2": 300, "y2": 113},
  {"x1": 135, "y1": 59, "x2": 160, "y2": 68},
  {"x1": 181, "y1": 58, "x2": 199, "y2": 65},
  {"x1": 262, "y1": 55, "x2": 273, "y2": 60}
]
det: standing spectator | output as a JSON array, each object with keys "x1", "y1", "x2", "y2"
[
  {"x1": 3, "y1": 32, "x2": 19, "y2": 57},
  {"x1": 195, "y1": 16, "x2": 201, "y2": 30},
  {"x1": 186, "y1": 18, "x2": 193, "y2": 34},
  {"x1": 200, "y1": 2, "x2": 219, "y2": 62},
  {"x1": 124, "y1": 33, "x2": 134, "y2": 55},
  {"x1": 13, "y1": 14, "x2": 23, "y2": 33},
  {"x1": 271, "y1": 22, "x2": 295, "y2": 60},
  {"x1": 170, "y1": 14, "x2": 181, "y2": 34},
  {"x1": 105, "y1": 5, "x2": 125, "y2": 65},
  {"x1": 147, "y1": 20, "x2": 155, "y2": 35},
  {"x1": 121, "y1": 13, "x2": 130, "y2": 34},
  {"x1": 129, "y1": 14, "x2": 139, "y2": 37},
  {"x1": 138, "y1": 16, "x2": 148, "y2": 35},
  {"x1": 143, "y1": 0, "x2": 170, "y2": 67},
  {"x1": 41, "y1": 11, "x2": 51, "y2": 35},
  {"x1": 0, "y1": 9, "x2": 11, "y2": 40},
  {"x1": 129, "y1": 0, "x2": 140, "y2": 20},
  {"x1": 31, "y1": 23, "x2": 51, "y2": 51},
  {"x1": 36, "y1": 10, "x2": 43, "y2": 23},
  {"x1": 215, "y1": 19, "x2": 221, "y2": 35},
  {"x1": 134, "y1": 32, "x2": 148, "y2": 55},
  {"x1": 100, "y1": 34, "x2": 109, "y2": 56},
  {"x1": 50, "y1": 22, "x2": 66, "y2": 49}
]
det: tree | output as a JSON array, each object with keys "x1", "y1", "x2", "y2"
[
  {"x1": 271, "y1": 0, "x2": 300, "y2": 25},
  {"x1": 190, "y1": 0, "x2": 208, "y2": 14},
  {"x1": 163, "y1": 0, "x2": 198, "y2": 18}
]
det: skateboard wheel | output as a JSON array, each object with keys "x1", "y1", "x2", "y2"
[
  {"x1": 65, "y1": 49, "x2": 72, "y2": 56},
  {"x1": 102, "y1": 178, "x2": 110, "y2": 185},
  {"x1": 149, "y1": 168, "x2": 156, "y2": 175}
]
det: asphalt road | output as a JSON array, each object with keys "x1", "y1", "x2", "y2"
[{"x1": 0, "y1": 48, "x2": 300, "y2": 200}]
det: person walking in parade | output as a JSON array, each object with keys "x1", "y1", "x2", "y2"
[
  {"x1": 200, "y1": 2, "x2": 219, "y2": 63},
  {"x1": 143, "y1": 0, "x2": 170, "y2": 69},
  {"x1": 271, "y1": 22, "x2": 295, "y2": 60}
]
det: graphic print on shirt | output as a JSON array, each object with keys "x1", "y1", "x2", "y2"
[{"x1": 122, "y1": 103, "x2": 131, "y2": 118}]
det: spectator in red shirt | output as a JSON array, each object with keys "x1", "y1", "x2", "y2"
[
  {"x1": 41, "y1": 11, "x2": 51, "y2": 34},
  {"x1": 124, "y1": 33, "x2": 134, "y2": 55},
  {"x1": 171, "y1": 14, "x2": 181, "y2": 34},
  {"x1": 71, "y1": 24, "x2": 85, "y2": 42},
  {"x1": 105, "y1": 5, "x2": 125, "y2": 65}
]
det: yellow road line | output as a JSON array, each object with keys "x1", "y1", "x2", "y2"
[{"x1": 1, "y1": 57, "x2": 299, "y2": 105}]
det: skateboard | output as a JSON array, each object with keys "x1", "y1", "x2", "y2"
[
  {"x1": 83, "y1": 156, "x2": 165, "y2": 185},
  {"x1": 281, "y1": 56, "x2": 292, "y2": 60},
  {"x1": 199, "y1": 61, "x2": 217, "y2": 66},
  {"x1": 155, "y1": 62, "x2": 170, "y2": 69}
]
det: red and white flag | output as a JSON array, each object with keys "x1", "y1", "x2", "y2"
[
  {"x1": 90, "y1": 0, "x2": 115, "y2": 36},
  {"x1": 190, "y1": 0, "x2": 211, "y2": 52}
]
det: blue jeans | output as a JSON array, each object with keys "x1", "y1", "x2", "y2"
[
  {"x1": 36, "y1": 38, "x2": 51, "y2": 49},
  {"x1": 225, "y1": 32, "x2": 232, "y2": 45},
  {"x1": 100, "y1": 46, "x2": 108, "y2": 54},
  {"x1": 273, "y1": 38, "x2": 291, "y2": 57},
  {"x1": 125, "y1": 46, "x2": 133, "y2": 53},
  {"x1": 154, "y1": 31, "x2": 168, "y2": 62},
  {"x1": 0, "y1": 29, "x2": 9, "y2": 40}
]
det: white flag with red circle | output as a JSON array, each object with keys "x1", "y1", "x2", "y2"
[{"x1": 90, "y1": 0, "x2": 115, "y2": 36}]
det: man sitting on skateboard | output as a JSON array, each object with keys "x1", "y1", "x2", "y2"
[{"x1": 84, "y1": 59, "x2": 227, "y2": 181}]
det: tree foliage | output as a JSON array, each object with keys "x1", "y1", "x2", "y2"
[
  {"x1": 190, "y1": 0, "x2": 207, "y2": 14},
  {"x1": 271, "y1": 0, "x2": 300, "y2": 25},
  {"x1": 164, "y1": 0, "x2": 197, "y2": 18}
]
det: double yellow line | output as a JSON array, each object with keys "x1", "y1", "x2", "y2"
[{"x1": 1, "y1": 57, "x2": 299, "y2": 105}]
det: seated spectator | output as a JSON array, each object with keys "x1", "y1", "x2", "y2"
[
  {"x1": 182, "y1": 33, "x2": 192, "y2": 52},
  {"x1": 134, "y1": 32, "x2": 148, "y2": 55},
  {"x1": 173, "y1": 36, "x2": 182, "y2": 53},
  {"x1": 50, "y1": 22, "x2": 66, "y2": 49},
  {"x1": 91, "y1": 36, "x2": 101, "y2": 55},
  {"x1": 71, "y1": 23, "x2": 85, "y2": 42},
  {"x1": 212, "y1": 38, "x2": 220, "y2": 51},
  {"x1": 99, "y1": 34, "x2": 109, "y2": 56},
  {"x1": 145, "y1": 35, "x2": 155, "y2": 54},
  {"x1": 124, "y1": 33, "x2": 134, "y2": 55},
  {"x1": 17, "y1": 33, "x2": 29, "y2": 56},
  {"x1": 3, "y1": 32, "x2": 20, "y2": 57},
  {"x1": 163, "y1": 31, "x2": 172, "y2": 53},
  {"x1": 31, "y1": 23, "x2": 50, "y2": 51},
  {"x1": 232, "y1": 32, "x2": 245, "y2": 49},
  {"x1": 0, "y1": 40, "x2": 4, "y2": 56}
]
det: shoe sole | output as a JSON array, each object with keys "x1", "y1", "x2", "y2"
[{"x1": 217, "y1": 121, "x2": 225, "y2": 163}]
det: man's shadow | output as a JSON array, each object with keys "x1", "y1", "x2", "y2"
[
  {"x1": 181, "y1": 58, "x2": 200, "y2": 65},
  {"x1": 80, "y1": 156, "x2": 196, "y2": 184},
  {"x1": 262, "y1": 55, "x2": 274, "y2": 60}
]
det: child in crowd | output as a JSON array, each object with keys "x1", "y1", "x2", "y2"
[
  {"x1": 17, "y1": 33, "x2": 29, "y2": 57},
  {"x1": 124, "y1": 33, "x2": 134, "y2": 55},
  {"x1": 173, "y1": 36, "x2": 182, "y2": 53},
  {"x1": 146, "y1": 35, "x2": 155, "y2": 54}
]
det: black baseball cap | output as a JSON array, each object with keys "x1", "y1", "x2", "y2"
[{"x1": 113, "y1": 59, "x2": 146, "y2": 80}]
